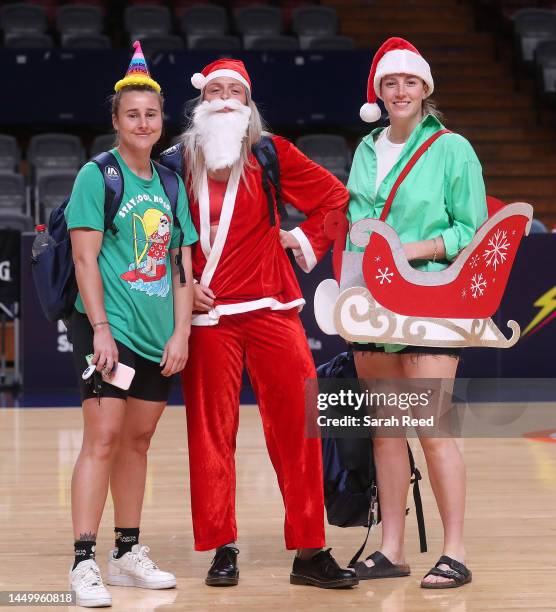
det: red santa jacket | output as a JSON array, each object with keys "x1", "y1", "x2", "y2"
[{"x1": 187, "y1": 135, "x2": 348, "y2": 325}]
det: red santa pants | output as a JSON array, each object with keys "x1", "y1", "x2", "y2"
[{"x1": 181, "y1": 308, "x2": 325, "y2": 551}]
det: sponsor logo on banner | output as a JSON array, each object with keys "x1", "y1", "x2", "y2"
[
  {"x1": 0, "y1": 260, "x2": 11, "y2": 282},
  {"x1": 522, "y1": 286, "x2": 556, "y2": 338}
]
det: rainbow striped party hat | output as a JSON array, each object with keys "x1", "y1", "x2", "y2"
[{"x1": 114, "y1": 40, "x2": 161, "y2": 93}]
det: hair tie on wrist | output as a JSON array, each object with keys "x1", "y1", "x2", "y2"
[{"x1": 93, "y1": 321, "x2": 109, "y2": 329}]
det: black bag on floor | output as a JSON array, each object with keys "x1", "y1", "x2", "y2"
[{"x1": 316, "y1": 351, "x2": 427, "y2": 567}]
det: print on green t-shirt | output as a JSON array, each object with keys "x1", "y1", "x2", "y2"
[{"x1": 65, "y1": 149, "x2": 198, "y2": 363}]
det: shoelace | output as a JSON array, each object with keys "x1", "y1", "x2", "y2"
[
  {"x1": 319, "y1": 549, "x2": 341, "y2": 573},
  {"x1": 134, "y1": 545, "x2": 158, "y2": 570},
  {"x1": 77, "y1": 563, "x2": 103, "y2": 588}
]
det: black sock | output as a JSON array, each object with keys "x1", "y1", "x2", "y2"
[
  {"x1": 114, "y1": 527, "x2": 140, "y2": 558},
  {"x1": 73, "y1": 540, "x2": 96, "y2": 570}
]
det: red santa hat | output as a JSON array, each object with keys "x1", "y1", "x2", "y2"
[
  {"x1": 190, "y1": 58, "x2": 251, "y2": 92},
  {"x1": 360, "y1": 37, "x2": 434, "y2": 123}
]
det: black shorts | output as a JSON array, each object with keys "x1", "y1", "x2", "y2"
[
  {"x1": 352, "y1": 342, "x2": 462, "y2": 359},
  {"x1": 70, "y1": 310, "x2": 172, "y2": 403}
]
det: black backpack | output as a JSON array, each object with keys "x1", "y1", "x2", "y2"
[
  {"x1": 32, "y1": 151, "x2": 185, "y2": 324},
  {"x1": 317, "y1": 351, "x2": 427, "y2": 567},
  {"x1": 159, "y1": 135, "x2": 288, "y2": 226}
]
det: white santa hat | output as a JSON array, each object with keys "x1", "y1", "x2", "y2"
[{"x1": 360, "y1": 37, "x2": 434, "y2": 123}]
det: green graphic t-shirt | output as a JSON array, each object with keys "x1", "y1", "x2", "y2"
[{"x1": 65, "y1": 149, "x2": 198, "y2": 362}]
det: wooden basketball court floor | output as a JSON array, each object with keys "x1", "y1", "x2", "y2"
[{"x1": 1, "y1": 404, "x2": 556, "y2": 612}]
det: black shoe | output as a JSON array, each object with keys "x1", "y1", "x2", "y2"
[
  {"x1": 290, "y1": 549, "x2": 358, "y2": 589},
  {"x1": 205, "y1": 546, "x2": 239, "y2": 586}
]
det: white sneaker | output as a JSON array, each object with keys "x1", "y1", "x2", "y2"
[
  {"x1": 106, "y1": 544, "x2": 176, "y2": 589},
  {"x1": 69, "y1": 559, "x2": 112, "y2": 608}
]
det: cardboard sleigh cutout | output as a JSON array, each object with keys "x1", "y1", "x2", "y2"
[{"x1": 314, "y1": 200, "x2": 534, "y2": 348}]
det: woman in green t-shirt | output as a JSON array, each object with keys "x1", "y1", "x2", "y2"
[
  {"x1": 64, "y1": 43, "x2": 197, "y2": 607},
  {"x1": 348, "y1": 38, "x2": 486, "y2": 589}
]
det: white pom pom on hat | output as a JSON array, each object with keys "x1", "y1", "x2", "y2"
[
  {"x1": 360, "y1": 37, "x2": 434, "y2": 123},
  {"x1": 359, "y1": 102, "x2": 382, "y2": 123},
  {"x1": 191, "y1": 72, "x2": 206, "y2": 89}
]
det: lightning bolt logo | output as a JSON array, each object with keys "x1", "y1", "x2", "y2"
[{"x1": 522, "y1": 286, "x2": 556, "y2": 337}]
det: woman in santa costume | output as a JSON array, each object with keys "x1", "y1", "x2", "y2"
[
  {"x1": 348, "y1": 38, "x2": 487, "y2": 587},
  {"x1": 162, "y1": 58, "x2": 357, "y2": 589}
]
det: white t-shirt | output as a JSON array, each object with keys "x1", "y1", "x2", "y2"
[{"x1": 375, "y1": 127, "x2": 406, "y2": 193}]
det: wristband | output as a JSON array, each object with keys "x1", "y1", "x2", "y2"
[
  {"x1": 432, "y1": 238, "x2": 438, "y2": 263},
  {"x1": 92, "y1": 321, "x2": 109, "y2": 329}
]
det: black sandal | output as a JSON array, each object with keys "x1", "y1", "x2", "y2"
[
  {"x1": 420, "y1": 555, "x2": 472, "y2": 589},
  {"x1": 353, "y1": 551, "x2": 410, "y2": 580}
]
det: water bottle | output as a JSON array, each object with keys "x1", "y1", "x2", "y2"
[{"x1": 32, "y1": 224, "x2": 55, "y2": 258}]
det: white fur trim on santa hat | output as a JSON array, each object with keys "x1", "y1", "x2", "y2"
[
  {"x1": 373, "y1": 49, "x2": 434, "y2": 97},
  {"x1": 360, "y1": 102, "x2": 382, "y2": 123},
  {"x1": 190, "y1": 69, "x2": 251, "y2": 91}
]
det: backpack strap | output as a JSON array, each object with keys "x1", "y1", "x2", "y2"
[
  {"x1": 379, "y1": 129, "x2": 451, "y2": 223},
  {"x1": 407, "y1": 443, "x2": 427, "y2": 553},
  {"x1": 159, "y1": 142, "x2": 184, "y2": 176},
  {"x1": 252, "y1": 135, "x2": 287, "y2": 227},
  {"x1": 92, "y1": 151, "x2": 124, "y2": 235},
  {"x1": 347, "y1": 483, "x2": 379, "y2": 568},
  {"x1": 153, "y1": 160, "x2": 186, "y2": 284},
  {"x1": 411, "y1": 467, "x2": 427, "y2": 553}
]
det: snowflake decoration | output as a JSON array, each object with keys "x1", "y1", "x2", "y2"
[
  {"x1": 483, "y1": 229, "x2": 510, "y2": 270},
  {"x1": 470, "y1": 273, "x2": 487, "y2": 299},
  {"x1": 469, "y1": 254, "x2": 480, "y2": 269},
  {"x1": 461, "y1": 288, "x2": 467, "y2": 299},
  {"x1": 375, "y1": 267, "x2": 394, "y2": 285},
  {"x1": 374, "y1": 255, "x2": 381, "y2": 263}
]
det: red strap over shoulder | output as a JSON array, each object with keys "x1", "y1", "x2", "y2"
[{"x1": 379, "y1": 129, "x2": 451, "y2": 222}]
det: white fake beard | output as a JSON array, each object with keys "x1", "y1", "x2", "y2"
[{"x1": 192, "y1": 98, "x2": 252, "y2": 171}]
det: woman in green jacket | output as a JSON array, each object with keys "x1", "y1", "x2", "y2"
[{"x1": 348, "y1": 37, "x2": 487, "y2": 588}]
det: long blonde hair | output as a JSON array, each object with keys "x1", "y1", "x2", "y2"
[{"x1": 180, "y1": 91, "x2": 269, "y2": 199}]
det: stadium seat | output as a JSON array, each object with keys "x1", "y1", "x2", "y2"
[
  {"x1": 56, "y1": 5, "x2": 104, "y2": 42},
  {"x1": 513, "y1": 8, "x2": 556, "y2": 63},
  {"x1": 235, "y1": 5, "x2": 282, "y2": 49},
  {"x1": 0, "y1": 210, "x2": 34, "y2": 232},
  {"x1": 189, "y1": 35, "x2": 241, "y2": 51},
  {"x1": 27, "y1": 134, "x2": 85, "y2": 181},
  {"x1": 0, "y1": 172, "x2": 25, "y2": 212},
  {"x1": 0, "y1": 136, "x2": 21, "y2": 173},
  {"x1": 248, "y1": 35, "x2": 299, "y2": 51},
  {"x1": 140, "y1": 34, "x2": 184, "y2": 58},
  {"x1": 180, "y1": 4, "x2": 228, "y2": 48},
  {"x1": 0, "y1": 3, "x2": 47, "y2": 37},
  {"x1": 307, "y1": 35, "x2": 354, "y2": 51},
  {"x1": 36, "y1": 170, "x2": 78, "y2": 223},
  {"x1": 62, "y1": 34, "x2": 112, "y2": 50},
  {"x1": 292, "y1": 6, "x2": 338, "y2": 49},
  {"x1": 530, "y1": 218, "x2": 548, "y2": 233},
  {"x1": 535, "y1": 40, "x2": 556, "y2": 96},
  {"x1": 90, "y1": 134, "x2": 115, "y2": 158},
  {"x1": 296, "y1": 134, "x2": 351, "y2": 175},
  {"x1": 124, "y1": 5, "x2": 172, "y2": 40},
  {"x1": 5, "y1": 33, "x2": 53, "y2": 48}
]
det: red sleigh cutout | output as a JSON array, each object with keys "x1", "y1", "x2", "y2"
[
  {"x1": 350, "y1": 202, "x2": 533, "y2": 319},
  {"x1": 317, "y1": 200, "x2": 533, "y2": 348}
]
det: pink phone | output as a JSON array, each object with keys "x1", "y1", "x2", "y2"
[{"x1": 103, "y1": 361, "x2": 135, "y2": 390}]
